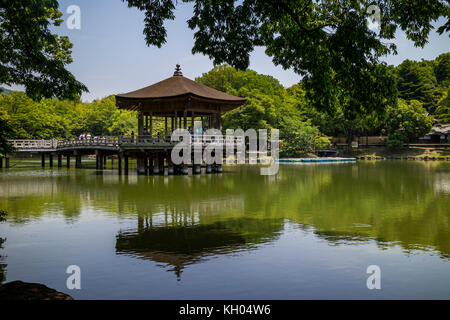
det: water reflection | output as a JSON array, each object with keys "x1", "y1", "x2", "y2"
[
  {"x1": 1, "y1": 161, "x2": 449, "y2": 262},
  {"x1": 116, "y1": 216, "x2": 283, "y2": 279}
]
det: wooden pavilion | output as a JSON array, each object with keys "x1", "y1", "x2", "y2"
[
  {"x1": 115, "y1": 64, "x2": 246, "y2": 137},
  {"x1": 114, "y1": 64, "x2": 247, "y2": 175}
]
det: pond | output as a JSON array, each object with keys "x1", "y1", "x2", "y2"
[{"x1": 0, "y1": 161, "x2": 449, "y2": 299}]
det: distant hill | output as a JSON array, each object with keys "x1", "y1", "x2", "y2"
[{"x1": 0, "y1": 87, "x2": 12, "y2": 94}]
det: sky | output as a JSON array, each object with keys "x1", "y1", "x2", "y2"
[{"x1": 6, "y1": 0, "x2": 450, "y2": 101}]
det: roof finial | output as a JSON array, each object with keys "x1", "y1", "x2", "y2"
[{"x1": 174, "y1": 64, "x2": 183, "y2": 76}]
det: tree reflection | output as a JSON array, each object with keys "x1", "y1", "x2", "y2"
[{"x1": 1, "y1": 161, "x2": 449, "y2": 259}]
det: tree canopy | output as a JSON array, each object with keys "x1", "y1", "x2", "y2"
[
  {"x1": 0, "y1": 92, "x2": 137, "y2": 140},
  {"x1": 0, "y1": 0, "x2": 87, "y2": 100},
  {"x1": 124, "y1": 0, "x2": 448, "y2": 118},
  {"x1": 196, "y1": 65, "x2": 330, "y2": 155}
]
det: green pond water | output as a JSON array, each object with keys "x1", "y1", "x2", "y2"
[{"x1": 0, "y1": 160, "x2": 449, "y2": 299}]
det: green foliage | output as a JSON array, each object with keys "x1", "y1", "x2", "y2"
[
  {"x1": 196, "y1": 65, "x2": 329, "y2": 155},
  {"x1": 0, "y1": 93, "x2": 137, "y2": 139},
  {"x1": 435, "y1": 53, "x2": 450, "y2": 87},
  {"x1": 0, "y1": 210, "x2": 6, "y2": 222},
  {"x1": 436, "y1": 88, "x2": 450, "y2": 123},
  {"x1": 0, "y1": 0, "x2": 88, "y2": 100},
  {"x1": 124, "y1": 0, "x2": 448, "y2": 119},
  {"x1": 385, "y1": 99, "x2": 434, "y2": 147},
  {"x1": 395, "y1": 60, "x2": 440, "y2": 112},
  {"x1": 0, "y1": 107, "x2": 14, "y2": 155}
]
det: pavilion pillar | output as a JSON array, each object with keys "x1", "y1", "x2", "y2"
[
  {"x1": 0, "y1": 157, "x2": 3, "y2": 169},
  {"x1": 216, "y1": 113, "x2": 222, "y2": 130},
  {"x1": 145, "y1": 114, "x2": 149, "y2": 133},
  {"x1": 104, "y1": 155, "x2": 107, "y2": 167},
  {"x1": 183, "y1": 110, "x2": 187, "y2": 129},
  {"x1": 49, "y1": 154, "x2": 53, "y2": 168},
  {"x1": 111, "y1": 156, "x2": 115, "y2": 169},
  {"x1": 165, "y1": 117, "x2": 168, "y2": 138},
  {"x1": 41, "y1": 153, "x2": 45, "y2": 168},
  {"x1": 174, "y1": 112, "x2": 177, "y2": 131},
  {"x1": 149, "y1": 113, "x2": 153, "y2": 137},
  {"x1": 138, "y1": 112, "x2": 144, "y2": 135},
  {"x1": 57, "y1": 154, "x2": 62, "y2": 168}
]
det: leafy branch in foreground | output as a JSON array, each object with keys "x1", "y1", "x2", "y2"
[
  {"x1": 0, "y1": 0, "x2": 88, "y2": 100},
  {"x1": 124, "y1": 0, "x2": 448, "y2": 119}
]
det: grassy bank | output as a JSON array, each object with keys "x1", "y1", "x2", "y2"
[{"x1": 340, "y1": 146, "x2": 450, "y2": 160}]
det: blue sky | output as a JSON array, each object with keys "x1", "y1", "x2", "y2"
[{"x1": 7, "y1": 0, "x2": 450, "y2": 101}]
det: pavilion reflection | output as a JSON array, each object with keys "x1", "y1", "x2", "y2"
[{"x1": 115, "y1": 216, "x2": 284, "y2": 279}]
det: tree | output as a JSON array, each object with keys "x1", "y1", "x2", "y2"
[
  {"x1": 0, "y1": 0, "x2": 88, "y2": 100},
  {"x1": 123, "y1": 0, "x2": 448, "y2": 118},
  {"x1": 0, "y1": 92, "x2": 138, "y2": 139},
  {"x1": 436, "y1": 88, "x2": 450, "y2": 124},
  {"x1": 196, "y1": 65, "x2": 330, "y2": 155},
  {"x1": 0, "y1": 107, "x2": 14, "y2": 155},
  {"x1": 385, "y1": 99, "x2": 433, "y2": 147},
  {"x1": 395, "y1": 60, "x2": 440, "y2": 112},
  {"x1": 435, "y1": 53, "x2": 450, "y2": 87}
]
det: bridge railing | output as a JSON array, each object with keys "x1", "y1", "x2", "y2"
[
  {"x1": 10, "y1": 139, "x2": 57, "y2": 150},
  {"x1": 58, "y1": 136, "x2": 120, "y2": 148},
  {"x1": 10, "y1": 135, "x2": 246, "y2": 150}
]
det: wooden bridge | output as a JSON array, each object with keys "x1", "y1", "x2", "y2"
[{"x1": 3, "y1": 135, "x2": 245, "y2": 175}]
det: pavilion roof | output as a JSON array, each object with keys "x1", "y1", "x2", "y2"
[{"x1": 115, "y1": 65, "x2": 246, "y2": 111}]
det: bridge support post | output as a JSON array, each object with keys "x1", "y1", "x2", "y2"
[
  {"x1": 143, "y1": 155, "x2": 148, "y2": 175},
  {"x1": 124, "y1": 156, "x2": 129, "y2": 175},
  {"x1": 118, "y1": 154, "x2": 122, "y2": 175},
  {"x1": 0, "y1": 157, "x2": 2, "y2": 169},
  {"x1": 193, "y1": 164, "x2": 201, "y2": 174},
  {"x1": 99, "y1": 154, "x2": 103, "y2": 170},
  {"x1": 57, "y1": 154, "x2": 62, "y2": 167},
  {"x1": 167, "y1": 151, "x2": 174, "y2": 175},
  {"x1": 75, "y1": 155, "x2": 82, "y2": 169},
  {"x1": 5, "y1": 156, "x2": 10, "y2": 169},
  {"x1": 49, "y1": 154, "x2": 53, "y2": 168},
  {"x1": 104, "y1": 155, "x2": 107, "y2": 167},
  {"x1": 41, "y1": 153, "x2": 45, "y2": 168},
  {"x1": 158, "y1": 153, "x2": 165, "y2": 175},
  {"x1": 66, "y1": 155, "x2": 70, "y2": 168},
  {"x1": 153, "y1": 154, "x2": 159, "y2": 175},
  {"x1": 137, "y1": 156, "x2": 146, "y2": 175},
  {"x1": 111, "y1": 156, "x2": 115, "y2": 169}
]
